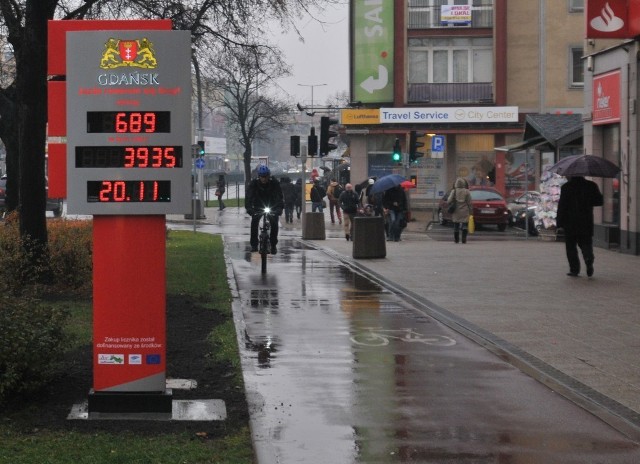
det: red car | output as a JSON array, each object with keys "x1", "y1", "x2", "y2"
[{"x1": 438, "y1": 186, "x2": 509, "y2": 231}]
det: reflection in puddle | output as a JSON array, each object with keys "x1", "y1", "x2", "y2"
[{"x1": 230, "y1": 238, "x2": 640, "y2": 464}]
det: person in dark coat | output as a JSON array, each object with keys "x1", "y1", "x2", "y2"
[
  {"x1": 215, "y1": 174, "x2": 226, "y2": 210},
  {"x1": 556, "y1": 176, "x2": 604, "y2": 277},
  {"x1": 310, "y1": 179, "x2": 326, "y2": 213},
  {"x1": 339, "y1": 183, "x2": 360, "y2": 241},
  {"x1": 245, "y1": 165, "x2": 284, "y2": 254},
  {"x1": 382, "y1": 185, "x2": 408, "y2": 242},
  {"x1": 280, "y1": 177, "x2": 296, "y2": 223}
]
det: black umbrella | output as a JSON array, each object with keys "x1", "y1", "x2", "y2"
[{"x1": 548, "y1": 155, "x2": 620, "y2": 178}]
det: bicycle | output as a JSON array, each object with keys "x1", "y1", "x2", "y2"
[
  {"x1": 351, "y1": 328, "x2": 456, "y2": 347},
  {"x1": 256, "y1": 207, "x2": 272, "y2": 274}
]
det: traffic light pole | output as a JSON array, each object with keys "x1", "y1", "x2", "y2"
[{"x1": 301, "y1": 151, "x2": 307, "y2": 232}]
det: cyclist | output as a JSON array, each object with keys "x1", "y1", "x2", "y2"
[{"x1": 246, "y1": 165, "x2": 284, "y2": 254}]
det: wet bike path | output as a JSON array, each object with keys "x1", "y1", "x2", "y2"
[{"x1": 224, "y1": 236, "x2": 640, "y2": 464}]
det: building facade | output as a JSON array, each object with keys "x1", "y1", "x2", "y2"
[{"x1": 346, "y1": 0, "x2": 586, "y2": 210}]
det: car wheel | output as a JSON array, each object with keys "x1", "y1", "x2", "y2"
[
  {"x1": 497, "y1": 223, "x2": 507, "y2": 232},
  {"x1": 438, "y1": 209, "x2": 446, "y2": 225}
]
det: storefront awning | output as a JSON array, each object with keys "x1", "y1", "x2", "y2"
[{"x1": 495, "y1": 136, "x2": 545, "y2": 152}]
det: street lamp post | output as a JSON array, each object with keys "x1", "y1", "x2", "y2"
[
  {"x1": 297, "y1": 83, "x2": 326, "y2": 232},
  {"x1": 297, "y1": 83, "x2": 327, "y2": 117}
]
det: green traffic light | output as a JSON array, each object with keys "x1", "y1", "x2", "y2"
[{"x1": 392, "y1": 138, "x2": 401, "y2": 162}]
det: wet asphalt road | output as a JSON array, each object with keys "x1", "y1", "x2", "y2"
[{"x1": 170, "y1": 214, "x2": 640, "y2": 463}]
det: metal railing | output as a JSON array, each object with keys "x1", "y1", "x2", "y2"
[{"x1": 408, "y1": 82, "x2": 493, "y2": 104}]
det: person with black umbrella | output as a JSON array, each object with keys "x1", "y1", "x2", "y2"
[
  {"x1": 382, "y1": 185, "x2": 408, "y2": 242},
  {"x1": 556, "y1": 176, "x2": 603, "y2": 277}
]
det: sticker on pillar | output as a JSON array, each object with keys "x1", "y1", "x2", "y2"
[
  {"x1": 146, "y1": 354, "x2": 162, "y2": 364},
  {"x1": 98, "y1": 354, "x2": 125, "y2": 364}
]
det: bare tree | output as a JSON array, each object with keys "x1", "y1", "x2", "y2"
[
  {"x1": 0, "y1": 0, "x2": 328, "y2": 271},
  {"x1": 203, "y1": 44, "x2": 292, "y2": 184}
]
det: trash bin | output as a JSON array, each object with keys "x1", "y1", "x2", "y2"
[
  {"x1": 352, "y1": 216, "x2": 386, "y2": 259},
  {"x1": 303, "y1": 212, "x2": 325, "y2": 240}
]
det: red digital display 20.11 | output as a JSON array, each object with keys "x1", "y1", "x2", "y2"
[
  {"x1": 76, "y1": 146, "x2": 182, "y2": 168},
  {"x1": 86, "y1": 111, "x2": 171, "y2": 133},
  {"x1": 87, "y1": 180, "x2": 171, "y2": 203}
]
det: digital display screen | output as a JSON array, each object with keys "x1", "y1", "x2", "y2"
[
  {"x1": 75, "y1": 146, "x2": 183, "y2": 168},
  {"x1": 87, "y1": 180, "x2": 171, "y2": 203},
  {"x1": 86, "y1": 111, "x2": 171, "y2": 133}
]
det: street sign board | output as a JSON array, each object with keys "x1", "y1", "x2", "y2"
[{"x1": 431, "y1": 135, "x2": 445, "y2": 159}]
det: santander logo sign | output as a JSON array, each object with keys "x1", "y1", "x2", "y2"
[
  {"x1": 586, "y1": 0, "x2": 629, "y2": 38},
  {"x1": 593, "y1": 70, "x2": 621, "y2": 125},
  {"x1": 590, "y1": 2, "x2": 624, "y2": 32}
]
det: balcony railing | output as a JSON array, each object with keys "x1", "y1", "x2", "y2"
[
  {"x1": 408, "y1": 5, "x2": 493, "y2": 29},
  {"x1": 408, "y1": 82, "x2": 493, "y2": 104}
]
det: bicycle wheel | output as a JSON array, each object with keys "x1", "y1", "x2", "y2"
[
  {"x1": 419, "y1": 335, "x2": 456, "y2": 346},
  {"x1": 260, "y1": 250, "x2": 267, "y2": 273},
  {"x1": 350, "y1": 332, "x2": 389, "y2": 346}
]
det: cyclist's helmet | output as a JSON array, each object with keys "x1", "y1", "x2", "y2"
[{"x1": 257, "y1": 165, "x2": 271, "y2": 177}]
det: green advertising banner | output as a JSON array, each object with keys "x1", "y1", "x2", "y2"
[{"x1": 353, "y1": 0, "x2": 394, "y2": 104}]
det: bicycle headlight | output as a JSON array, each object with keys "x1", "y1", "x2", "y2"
[{"x1": 263, "y1": 207, "x2": 271, "y2": 214}]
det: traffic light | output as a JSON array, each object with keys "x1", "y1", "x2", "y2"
[
  {"x1": 392, "y1": 138, "x2": 401, "y2": 163},
  {"x1": 409, "y1": 131, "x2": 426, "y2": 163},
  {"x1": 319, "y1": 116, "x2": 339, "y2": 157},
  {"x1": 290, "y1": 135, "x2": 300, "y2": 157},
  {"x1": 308, "y1": 127, "x2": 318, "y2": 157},
  {"x1": 196, "y1": 140, "x2": 205, "y2": 157}
]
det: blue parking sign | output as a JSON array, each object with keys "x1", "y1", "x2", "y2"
[{"x1": 431, "y1": 135, "x2": 445, "y2": 152}]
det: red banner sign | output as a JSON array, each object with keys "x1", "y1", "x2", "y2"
[{"x1": 593, "y1": 70, "x2": 621, "y2": 125}]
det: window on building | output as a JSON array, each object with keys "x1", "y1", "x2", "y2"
[
  {"x1": 568, "y1": 0, "x2": 584, "y2": 13},
  {"x1": 570, "y1": 46, "x2": 584, "y2": 88},
  {"x1": 408, "y1": 37, "x2": 493, "y2": 84}
]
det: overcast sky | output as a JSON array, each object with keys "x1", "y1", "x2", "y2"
[{"x1": 268, "y1": 2, "x2": 349, "y2": 107}]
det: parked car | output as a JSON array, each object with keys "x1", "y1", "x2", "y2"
[
  {"x1": 0, "y1": 175, "x2": 63, "y2": 217},
  {"x1": 506, "y1": 191, "x2": 541, "y2": 236},
  {"x1": 438, "y1": 186, "x2": 509, "y2": 231}
]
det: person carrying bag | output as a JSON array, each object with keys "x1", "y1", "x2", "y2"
[{"x1": 447, "y1": 177, "x2": 473, "y2": 243}]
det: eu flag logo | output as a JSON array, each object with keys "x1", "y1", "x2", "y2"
[{"x1": 146, "y1": 354, "x2": 161, "y2": 364}]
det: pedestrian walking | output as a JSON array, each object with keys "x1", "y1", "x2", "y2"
[
  {"x1": 382, "y1": 185, "x2": 408, "y2": 242},
  {"x1": 326, "y1": 179, "x2": 343, "y2": 225},
  {"x1": 556, "y1": 176, "x2": 604, "y2": 277},
  {"x1": 447, "y1": 177, "x2": 473, "y2": 244},
  {"x1": 280, "y1": 177, "x2": 296, "y2": 223},
  {"x1": 310, "y1": 179, "x2": 326, "y2": 213},
  {"x1": 339, "y1": 183, "x2": 359, "y2": 241},
  {"x1": 215, "y1": 174, "x2": 226, "y2": 211}
]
